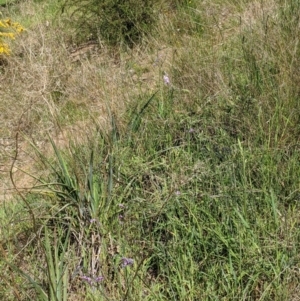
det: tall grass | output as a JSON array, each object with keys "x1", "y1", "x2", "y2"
[{"x1": 0, "y1": 0, "x2": 300, "y2": 300}]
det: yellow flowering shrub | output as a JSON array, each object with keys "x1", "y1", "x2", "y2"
[{"x1": 0, "y1": 18, "x2": 24, "y2": 56}]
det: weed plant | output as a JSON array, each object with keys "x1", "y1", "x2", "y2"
[{"x1": 0, "y1": 0, "x2": 300, "y2": 300}]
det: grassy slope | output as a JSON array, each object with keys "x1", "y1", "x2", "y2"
[{"x1": 1, "y1": 0, "x2": 300, "y2": 300}]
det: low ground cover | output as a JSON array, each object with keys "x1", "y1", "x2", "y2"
[{"x1": 0, "y1": 0, "x2": 299, "y2": 300}]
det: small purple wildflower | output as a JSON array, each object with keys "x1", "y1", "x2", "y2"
[
  {"x1": 94, "y1": 276, "x2": 104, "y2": 282},
  {"x1": 90, "y1": 219, "x2": 97, "y2": 224},
  {"x1": 81, "y1": 275, "x2": 92, "y2": 284},
  {"x1": 175, "y1": 191, "x2": 181, "y2": 196},
  {"x1": 81, "y1": 275, "x2": 104, "y2": 285},
  {"x1": 188, "y1": 128, "x2": 195, "y2": 133},
  {"x1": 121, "y1": 257, "x2": 134, "y2": 268},
  {"x1": 163, "y1": 73, "x2": 170, "y2": 85}
]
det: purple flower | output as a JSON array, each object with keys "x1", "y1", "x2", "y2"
[
  {"x1": 121, "y1": 257, "x2": 134, "y2": 268},
  {"x1": 188, "y1": 128, "x2": 195, "y2": 133},
  {"x1": 163, "y1": 74, "x2": 170, "y2": 85},
  {"x1": 94, "y1": 276, "x2": 104, "y2": 282},
  {"x1": 81, "y1": 275, "x2": 92, "y2": 284},
  {"x1": 90, "y1": 219, "x2": 97, "y2": 224},
  {"x1": 175, "y1": 191, "x2": 181, "y2": 196},
  {"x1": 81, "y1": 275, "x2": 104, "y2": 285}
]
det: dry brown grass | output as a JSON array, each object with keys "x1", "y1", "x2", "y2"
[{"x1": 0, "y1": 0, "x2": 176, "y2": 200}]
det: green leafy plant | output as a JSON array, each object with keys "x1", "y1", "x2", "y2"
[
  {"x1": 43, "y1": 225, "x2": 70, "y2": 301},
  {"x1": 2, "y1": 225, "x2": 70, "y2": 301}
]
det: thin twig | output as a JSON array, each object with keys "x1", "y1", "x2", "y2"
[{"x1": 9, "y1": 129, "x2": 37, "y2": 232}]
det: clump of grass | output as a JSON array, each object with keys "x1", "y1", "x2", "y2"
[{"x1": 61, "y1": 0, "x2": 159, "y2": 47}]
